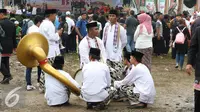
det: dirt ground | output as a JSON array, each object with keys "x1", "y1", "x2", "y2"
[{"x1": 0, "y1": 53, "x2": 195, "y2": 112}]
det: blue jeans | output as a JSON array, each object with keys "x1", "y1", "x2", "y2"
[
  {"x1": 176, "y1": 53, "x2": 185, "y2": 69},
  {"x1": 26, "y1": 66, "x2": 41, "y2": 85},
  {"x1": 126, "y1": 35, "x2": 135, "y2": 53}
]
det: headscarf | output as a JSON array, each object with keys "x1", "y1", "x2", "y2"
[{"x1": 137, "y1": 13, "x2": 152, "y2": 35}]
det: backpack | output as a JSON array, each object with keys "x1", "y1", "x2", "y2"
[
  {"x1": 21, "y1": 20, "x2": 30, "y2": 37},
  {"x1": 175, "y1": 27, "x2": 186, "y2": 44}
]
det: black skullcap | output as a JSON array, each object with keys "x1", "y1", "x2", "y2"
[
  {"x1": 86, "y1": 22, "x2": 97, "y2": 29},
  {"x1": 0, "y1": 9, "x2": 7, "y2": 14},
  {"x1": 89, "y1": 48, "x2": 100, "y2": 59},
  {"x1": 54, "y1": 56, "x2": 64, "y2": 65},
  {"x1": 124, "y1": 52, "x2": 131, "y2": 62},
  {"x1": 109, "y1": 9, "x2": 119, "y2": 16},
  {"x1": 131, "y1": 51, "x2": 144, "y2": 62},
  {"x1": 45, "y1": 9, "x2": 57, "y2": 15}
]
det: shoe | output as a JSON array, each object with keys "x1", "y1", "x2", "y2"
[
  {"x1": 0, "y1": 78, "x2": 9, "y2": 84},
  {"x1": 27, "y1": 85, "x2": 36, "y2": 91},
  {"x1": 127, "y1": 102, "x2": 147, "y2": 109},
  {"x1": 175, "y1": 66, "x2": 178, "y2": 68}
]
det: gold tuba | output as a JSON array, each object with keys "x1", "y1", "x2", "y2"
[{"x1": 16, "y1": 32, "x2": 80, "y2": 96}]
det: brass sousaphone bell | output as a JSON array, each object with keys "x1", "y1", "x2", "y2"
[{"x1": 16, "y1": 32, "x2": 80, "y2": 96}]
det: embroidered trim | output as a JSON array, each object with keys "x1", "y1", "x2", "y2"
[{"x1": 86, "y1": 36, "x2": 99, "y2": 49}]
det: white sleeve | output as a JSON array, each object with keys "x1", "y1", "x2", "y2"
[
  {"x1": 120, "y1": 26, "x2": 127, "y2": 49},
  {"x1": 71, "y1": 19, "x2": 75, "y2": 26},
  {"x1": 106, "y1": 66, "x2": 111, "y2": 87},
  {"x1": 79, "y1": 39, "x2": 90, "y2": 67},
  {"x1": 99, "y1": 23, "x2": 102, "y2": 31},
  {"x1": 98, "y1": 39, "x2": 107, "y2": 63},
  {"x1": 121, "y1": 66, "x2": 136, "y2": 85},
  {"x1": 134, "y1": 25, "x2": 140, "y2": 42}
]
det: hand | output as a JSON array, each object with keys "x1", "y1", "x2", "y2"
[
  {"x1": 57, "y1": 28, "x2": 63, "y2": 36},
  {"x1": 186, "y1": 64, "x2": 193, "y2": 76}
]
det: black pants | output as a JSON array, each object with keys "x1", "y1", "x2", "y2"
[
  {"x1": 172, "y1": 48, "x2": 176, "y2": 59},
  {"x1": 195, "y1": 90, "x2": 200, "y2": 112},
  {"x1": 165, "y1": 39, "x2": 170, "y2": 54},
  {"x1": 68, "y1": 33, "x2": 77, "y2": 52},
  {"x1": 1, "y1": 57, "x2": 11, "y2": 78}
]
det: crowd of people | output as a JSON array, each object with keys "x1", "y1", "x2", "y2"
[{"x1": 0, "y1": 5, "x2": 200, "y2": 111}]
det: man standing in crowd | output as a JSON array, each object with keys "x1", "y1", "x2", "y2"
[
  {"x1": 98, "y1": 11, "x2": 107, "y2": 39},
  {"x1": 66, "y1": 11, "x2": 76, "y2": 52},
  {"x1": 114, "y1": 51, "x2": 156, "y2": 109},
  {"x1": 76, "y1": 12, "x2": 88, "y2": 40},
  {"x1": 26, "y1": 15, "x2": 44, "y2": 90},
  {"x1": 39, "y1": 9, "x2": 63, "y2": 92},
  {"x1": 0, "y1": 9, "x2": 16, "y2": 84},
  {"x1": 125, "y1": 10, "x2": 138, "y2": 53},
  {"x1": 79, "y1": 22, "x2": 106, "y2": 68},
  {"x1": 102, "y1": 9, "x2": 127, "y2": 83},
  {"x1": 186, "y1": 26, "x2": 200, "y2": 112}
]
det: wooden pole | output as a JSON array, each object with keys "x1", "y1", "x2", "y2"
[
  {"x1": 177, "y1": 0, "x2": 183, "y2": 14},
  {"x1": 164, "y1": 0, "x2": 169, "y2": 14},
  {"x1": 155, "y1": 0, "x2": 158, "y2": 12}
]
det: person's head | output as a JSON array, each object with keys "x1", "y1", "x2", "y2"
[
  {"x1": 66, "y1": 11, "x2": 71, "y2": 17},
  {"x1": 45, "y1": 9, "x2": 57, "y2": 22},
  {"x1": 164, "y1": 14, "x2": 170, "y2": 22},
  {"x1": 58, "y1": 15, "x2": 66, "y2": 22},
  {"x1": 123, "y1": 52, "x2": 131, "y2": 66},
  {"x1": 86, "y1": 22, "x2": 99, "y2": 38},
  {"x1": 92, "y1": 14, "x2": 98, "y2": 21},
  {"x1": 34, "y1": 15, "x2": 44, "y2": 27},
  {"x1": 52, "y1": 56, "x2": 64, "y2": 70},
  {"x1": 109, "y1": 9, "x2": 119, "y2": 24},
  {"x1": 57, "y1": 11, "x2": 62, "y2": 17},
  {"x1": 137, "y1": 13, "x2": 151, "y2": 24},
  {"x1": 130, "y1": 10, "x2": 135, "y2": 16},
  {"x1": 179, "y1": 18, "x2": 186, "y2": 26},
  {"x1": 89, "y1": 48, "x2": 101, "y2": 61},
  {"x1": 130, "y1": 51, "x2": 144, "y2": 66},
  {"x1": 81, "y1": 12, "x2": 87, "y2": 20},
  {"x1": 14, "y1": 21, "x2": 19, "y2": 27},
  {"x1": 0, "y1": 9, "x2": 7, "y2": 19},
  {"x1": 157, "y1": 12, "x2": 163, "y2": 20}
]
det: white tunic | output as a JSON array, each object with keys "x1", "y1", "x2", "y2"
[
  {"x1": 66, "y1": 17, "x2": 75, "y2": 35},
  {"x1": 27, "y1": 25, "x2": 39, "y2": 33},
  {"x1": 45, "y1": 70, "x2": 80, "y2": 106},
  {"x1": 81, "y1": 61, "x2": 111, "y2": 102},
  {"x1": 102, "y1": 22, "x2": 127, "y2": 62},
  {"x1": 114, "y1": 63, "x2": 156, "y2": 104},
  {"x1": 79, "y1": 36, "x2": 107, "y2": 68},
  {"x1": 39, "y1": 19, "x2": 60, "y2": 58}
]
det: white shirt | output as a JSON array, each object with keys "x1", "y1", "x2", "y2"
[
  {"x1": 114, "y1": 63, "x2": 156, "y2": 104},
  {"x1": 102, "y1": 22, "x2": 127, "y2": 62},
  {"x1": 45, "y1": 70, "x2": 80, "y2": 106},
  {"x1": 81, "y1": 61, "x2": 111, "y2": 102},
  {"x1": 66, "y1": 17, "x2": 75, "y2": 35},
  {"x1": 39, "y1": 19, "x2": 60, "y2": 58},
  {"x1": 134, "y1": 25, "x2": 153, "y2": 49},
  {"x1": 79, "y1": 36, "x2": 107, "y2": 68},
  {"x1": 27, "y1": 25, "x2": 39, "y2": 33}
]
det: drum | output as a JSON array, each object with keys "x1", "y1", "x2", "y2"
[{"x1": 74, "y1": 69, "x2": 83, "y2": 86}]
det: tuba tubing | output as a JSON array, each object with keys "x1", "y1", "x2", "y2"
[{"x1": 31, "y1": 47, "x2": 81, "y2": 96}]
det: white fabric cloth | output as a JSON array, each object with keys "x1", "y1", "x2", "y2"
[
  {"x1": 39, "y1": 19, "x2": 60, "y2": 58},
  {"x1": 79, "y1": 36, "x2": 107, "y2": 68},
  {"x1": 27, "y1": 25, "x2": 39, "y2": 33},
  {"x1": 134, "y1": 24, "x2": 153, "y2": 49},
  {"x1": 45, "y1": 70, "x2": 80, "y2": 106},
  {"x1": 114, "y1": 63, "x2": 156, "y2": 104},
  {"x1": 102, "y1": 22, "x2": 127, "y2": 62},
  {"x1": 81, "y1": 61, "x2": 111, "y2": 102},
  {"x1": 32, "y1": 7, "x2": 37, "y2": 15},
  {"x1": 66, "y1": 17, "x2": 75, "y2": 35}
]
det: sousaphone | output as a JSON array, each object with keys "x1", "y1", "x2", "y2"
[{"x1": 16, "y1": 32, "x2": 80, "y2": 96}]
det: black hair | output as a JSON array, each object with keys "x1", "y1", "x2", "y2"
[
  {"x1": 34, "y1": 15, "x2": 44, "y2": 25},
  {"x1": 92, "y1": 14, "x2": 98, "y2": 21},
  {"x1": 130, "y1": 10, "x2": 135, "y2": 16},
  {"x1": 89, "y1": 54, "x2": 100, "y2": 60}
]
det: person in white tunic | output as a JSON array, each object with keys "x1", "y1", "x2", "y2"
[
  {"x1": 114, "y1": 51, "x2": 156, "y2": 109},
  {"x1": 45, "y1": 56, "x2": 80, "y2": 106},
  {"x1": 39, "y1": 9, "x2": 63, "y2": 60},
  {"x1": 79, "y1": 22, "x2": 106, "y2": 68},
  {"x1": 102, "y1": 9, "x2": 127, "y2": 83},
  {"x1": 81, "y1": 48, "x2": 116, "y2": 110}
]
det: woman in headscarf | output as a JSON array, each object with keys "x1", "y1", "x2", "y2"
[{"x1": 134, "y1": 13, "x2": 154, "y2": 71}]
